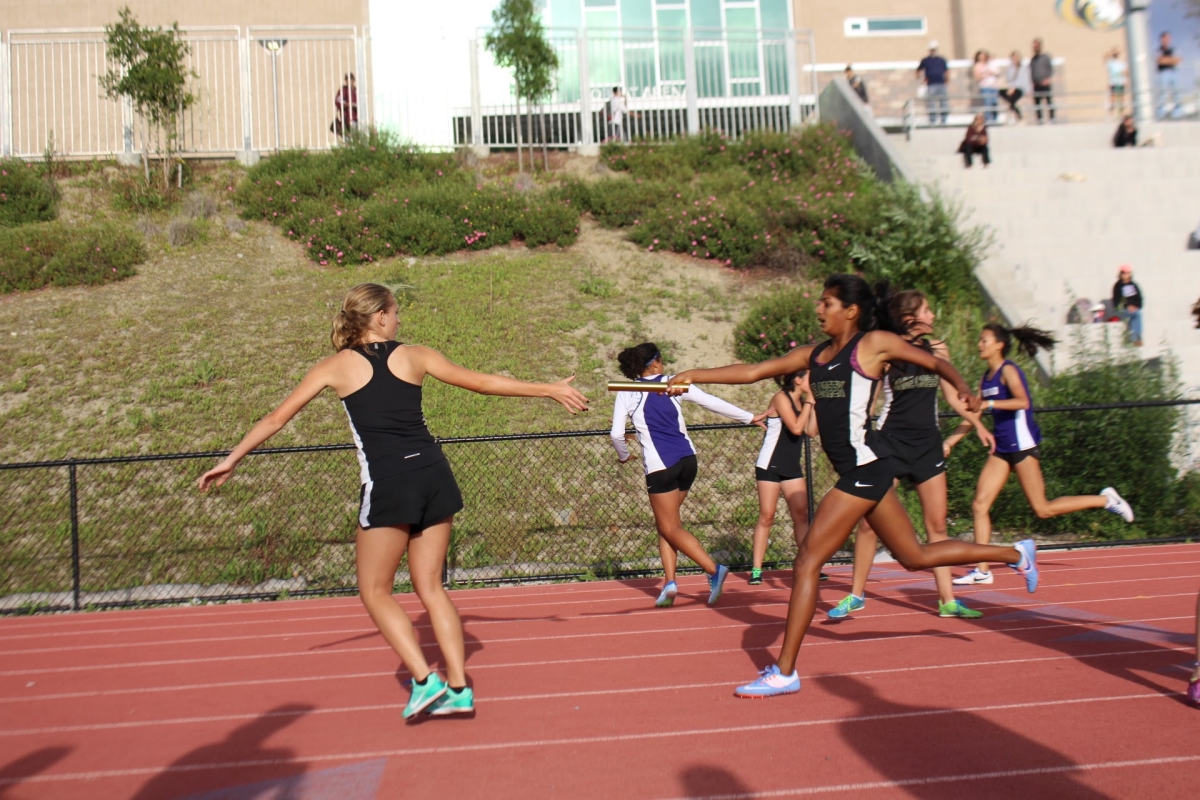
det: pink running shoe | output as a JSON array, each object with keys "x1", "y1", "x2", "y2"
[{"x1": 1188, "y1": 677, "x2": 1200, "y2": 708}]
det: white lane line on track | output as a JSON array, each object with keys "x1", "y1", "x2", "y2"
[
  {"x1": 653, "y1": 754, "x2": 1200, "y2": 799},
  {"x1": 3, "y1": 568, "x2": 1197, "y2": 647},
  {"x1": 0, "y1": 613, "x2": 1191, "y2": 683},
  {"x1": 1, "y1": 546, "x2": 1196, "y2": 637},
  {"x1": 0, "y1": 645, "x2": 1188, "y2": 735},
  {"x1": 0, "y1": 692, "x2": 1185, "y2": 786},
  {"x1": 2, "y1": 589, "x2": 1194, "y2": 658}
]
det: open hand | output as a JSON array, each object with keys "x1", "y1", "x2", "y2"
[
  {"x1": 548, "y1": 375, "x2": 589, "y2": 413},
  {"x1": 198, "y1": 460, "x2": 236, "y2": 492},
  {"x1": 974, "y1": 426, "x2": 996, "y2": 453},
  {"x1": 751, "y1": 410, "x2": 770, "y2": 429}
]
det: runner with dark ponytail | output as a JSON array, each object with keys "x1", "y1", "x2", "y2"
[
  {"x1": 666, "y1": 274, "x2": 1040, "y2": 700},
  {"x1": 947, "y1": 321, "x2": 1134, "y2": 587}
]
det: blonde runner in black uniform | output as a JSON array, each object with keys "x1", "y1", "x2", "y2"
[
  {"x1": 198, "y1": 284, "x2": 588, "y2": 719},
  {"x1": 667, "y1": 274, "x2": 1039, "y2": 699}
]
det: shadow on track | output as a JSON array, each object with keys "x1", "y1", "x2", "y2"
[
  {"x1": 823, "y1": 674, "x2": 1116, "y2": 800},
  {"x1": 677, "y1": 764, "x2": 754, "y2": 798},
  {"x1": 0, "y1": 747, "x2": 72, "y2": 799},
  {"x1": 129, "y1": 703, "x2": 315, "y2": 800}
]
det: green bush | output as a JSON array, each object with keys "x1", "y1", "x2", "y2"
[
  {"x1": 734, "y1": 287, "x2": 822, "y2": 363},
  {"x1": 236, "y1": 129, "x2": 579, "y2": 263},
  {"x1": 0, "y1": 221, "x2": 146, "y2": 293},
  {"x1": 111, "y1": 172, "x2": 174, "y2": 213},
  {"x1": 0, "y1": 158, "x2": 58, "y2": 227}
]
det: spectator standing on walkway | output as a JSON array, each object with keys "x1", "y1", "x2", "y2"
[
  {"x1": 608, "y1": 87, "x2": 628, "y2": 142},
  {"x1": 1157, "y1": 32, "x2": 1182, "y2": 119},
  {"x1": 1113, "y1": 114, "x2": 1138, "y2": 148},
  {"x1": 1000, "y1": 51, "x2": 1030, "y2": 122},
  {"x1": 1111, "y1": 265, "x2": 1144, "y2": 346},
  {"x1": 958, "y1": 114, "x2": 990, "y2": 168},
  {"x1": 973, "y1": 50, "x2": 999, "y2": 122},
  {"x1": 846, "y1": 65, "x2": 869, "y2": 106},
  {"x1": 1106, "y1": 48, "x2": 1127, "y2": 116},
  {"x1": 918, "y1": 41, "x2": 950, "y2": 125},
  {"x1": 334, "y1": 73, "x2": 357, "y2": 138},
  {"x1": 1030, "y1": 39, "x2": 1054, "y2": 123}
]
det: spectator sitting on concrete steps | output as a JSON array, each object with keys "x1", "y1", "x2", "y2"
[
  {"x1": 1113, "y1": 114, "x2": 1137, "y2": 148},
  {"x1": 845, "y1": 65, "x2": 869, "y2": 108},
  {"x1": 1112, "y1": 265, "x2": 1143, "y2": 346},
  {"x1": 958, "y1": 114, "x2": 990, "y2": 168}
]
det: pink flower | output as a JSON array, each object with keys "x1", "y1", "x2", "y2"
[
  {"x1": 653, "y1": 239, "x2": 659, "y2": 244},
  {"x1": 112, "y1": 267, "x2": 117, "y2": 273},
  {"x1": 336, "y1": 251, "x2": 344, "y2": 257},
  {"x1": 275, "y1": 180, "x2": 282, "y2": 186},
  {"x1": 789, "y1": 341, "x2": 797, "y2": 348},
  {"x1": 95, "y1": 246, "x2": 101, "y2": 252},
  {"x1": 320, "y1": 260, "x2": 328, "y2": 265}
]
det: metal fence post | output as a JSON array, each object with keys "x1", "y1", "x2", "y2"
[
  {"x1": 469, "y1": 38, "x2": 483, "y2": 149},
  {"x1": 577, "y1": 30, "x2": 594, "y2": 151},
  {"x1": 0, "y1": 34, "x2": 10, "y2": 157},
  {"x1": 785, "y1": 29, "x2": 802, "y2": 128},
  {"x1": 803, "y1": 434, "x2": 815, "y2": 526},
  {"x1": 237, "y1": 28, "x2": 256, "y2": 165},
  {"x1": 683, "y1": 28, "x2": 699, "y2": 135},
  {"x1": 356, "y1": 26, "x2": 370, "y2": 129},
  {"x1": 68, "y1": 463, "x2": 81, "y2": 612}
]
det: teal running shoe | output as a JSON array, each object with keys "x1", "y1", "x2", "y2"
[
  {"x1": 1009, "y1": 538, "x2": 1039, "y2": 593},
  {"x1": 655, "y1": 581, "x2": 678, "y2": 608},
  {"x1": 827, "y1": 594, "x2": 865, "y2": 620},
  {"x1": 938, "y1": 598, "x2": 983, "y2": 619},
  {"x1": 403, "y1": 673, "x2": 448, "y2": 719},
  {"x1": 748, "y1": 568, "x2": 763, "y2": 586},
  {"x1": 428, "y1": 686, "x2": 475, "y2": 716},
  {"x1": 734, "y1": 664, "x2": 801, "y2": 698},
  {"x1": 707, "y1": 564, "x2": 730, "y2": 605}
]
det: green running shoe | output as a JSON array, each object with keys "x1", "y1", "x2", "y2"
[
  {"x1": 403, "y1": 673, "x2": 448, "y2": 719},
  {"x1": 827, "y1": 593, "x2": 865, "y2": 620},
  {"x1": 939, "y1": 599, "x2": 983, "y2": 619},
  {"x1": 748, "y1": 568, "x2": 763, "y2": 585},
  {"x1": 428, "y1": 686, "x2": 475, "y2": 716}
]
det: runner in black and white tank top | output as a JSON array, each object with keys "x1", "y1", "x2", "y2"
[
  {"x1": 876, "y1": 341, "x2": 946, "y2": 486},
  {"x1": 810, "y1": 332, "x2": 893, "y2": 500},
  {"x1": 755, "y1": 394, "x2": 806, "y2": 478}
]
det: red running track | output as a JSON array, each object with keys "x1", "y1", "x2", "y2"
[{"x1": 1, "y1": 543, "x2": 1198, "y2": 799}]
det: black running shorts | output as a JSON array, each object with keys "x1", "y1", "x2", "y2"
[
  {"x1": 832, "y1": 457, "x2": 895, "y2": 502},
  {"x1": 891, "y1": 439, "x2": 947, "y2": 486},
  {"x1": 358, "y1": 459, "x2": 464, "y2": 532},
  {"x1": 646, "y1": 455, "x2": 699, "y2": 494},
  {"x1": 993, "y1": 447, "x2": 1040, "y2": 467},
  {"x1": 755, "y1": 466, "x2": 805, "y2": 483}
]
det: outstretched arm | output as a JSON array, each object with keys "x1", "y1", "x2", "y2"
[
  {"x1": 668, "y1": 346, "x2": 815, "y2": 392},
  {"x1": 683, "y1": 384, "x2": 759, "y2": 426},
  {"x1": 931, "y1": 341, "x2": 993, "y2": 454},
  {"x1": 416, "y1": 346, "x2": 589, "y2": 413},
  {"x1": 198, "y1": 358, "x2": 337, "y2": 491}
]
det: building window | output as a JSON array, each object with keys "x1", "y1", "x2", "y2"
[{"x1": 843, "y1": 17, "x2": 926, "y2": 38}]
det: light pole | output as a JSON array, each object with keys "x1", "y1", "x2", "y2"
[
  {"x1": 1125, "y1": 0, "x2": 1153, "y2": 123},
  {"x1": 258, "y1": 39, "x2": 287, "y2": 151}
]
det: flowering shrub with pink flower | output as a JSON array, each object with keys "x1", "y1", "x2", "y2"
[
  {"x1": 0, "y1": 221, "x2": 145, "y2": 293},
  {"x1": 733, "y1": 288, "x2": 822, "y2": 365},
  {"x1": 0, "y1": 158, "x2": 58, "y2": 228},
  {"x1": 235, "y1": 129, "x2": 580, "y2": 264}
]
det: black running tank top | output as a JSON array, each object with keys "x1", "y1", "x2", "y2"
[
  {"x1": 341, "y1": 341, "x2": 443, "y2": 484},
  {"x1": 809, "y1": 333, "x2": 888, "y2": 475},
  {"x1": 876, "y1": 345, "x2": 942, "y2": 448}
]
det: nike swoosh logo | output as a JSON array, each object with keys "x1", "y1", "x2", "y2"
[
  {"x1": 827, "y1": 362, "x2": 842, "y2": 369},
  {"x1": 935, "y1": 461, "x2": 945, "y2": 467},
  {"x1": 855, "y1": 481, "x2": 872, "y2": 487}
]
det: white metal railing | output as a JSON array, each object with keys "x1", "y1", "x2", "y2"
[
  {"x1": 900, "y1": 89, "x2": 1200, "y2": 139},
  {"x1": 0, "y1": 26, "x2": 370, "y2": 160},
  {"x1": 456, "y1": 26, "x2": 817, "y2": 149}
]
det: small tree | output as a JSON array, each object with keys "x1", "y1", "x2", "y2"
[
  {"x1": 486, "y1": 0, "x2": 558, "y2": 172},
  {"x1": 100, "y1": 7, "x2": 196, "y2": 191}
]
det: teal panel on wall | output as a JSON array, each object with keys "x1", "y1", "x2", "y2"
[
  {"x1": 620, "y1": 0, "x2": 652, "y2": 28},
  {"x1": 760, "y1": 0, "x2": 789, "y2": 30},
  {"x1": 695, "y1": 46, "x2": 726, "y2": 96},
  {"x1": 549, "y1": 0, "x2": 582, "y2": 28},
  {"x1": 691, "y1": 0, "x2": 721, "y2": 34},
  {"x1": 725, "y1": 7, "x2": 756, "y2": 29},
  {"x1": 624, "y1": 46, "x2": 656, "y2": 92}
]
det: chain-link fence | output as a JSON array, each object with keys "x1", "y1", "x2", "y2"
[{"x1": 3, "y1": 400, "x2": 1198, "y2": 614}]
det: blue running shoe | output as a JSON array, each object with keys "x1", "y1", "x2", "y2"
[
  {"x1": 735, "y1": 664, "x2": 801, "y2": 698},
  {"x1": 827, "y1": 594, "x2": 865, "y2": 620},
  {"x1": 707, "y1": 564, "x2": 730, "y2": 605},
  {"x1": 655, "y1": 581, "x2": 678, "y2": 608},
  {"x1": 403, "y1": 673, "x2": 448, "y2": 719},
  {"x1": 1010, "y1": 538, "x2": 1039, "y2": 593}
]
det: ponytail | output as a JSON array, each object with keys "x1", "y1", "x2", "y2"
[
  {"x1": 331, "y1": 283, "x2": 396, "y2": 351},
  {"x1": 983, "y1": 322, "x2": 1057, "y2": 358},
  {"x1": 871, "y1": 279, "x2": 899, "y2": 334}
]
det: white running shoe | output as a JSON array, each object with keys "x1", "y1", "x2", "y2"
[
  {"x1": 952, "y1": 568, "x2": 994, "y2": 586},
  {"x1": 1101, "y1": 487, "x2": 1134, "y2": 523}
]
